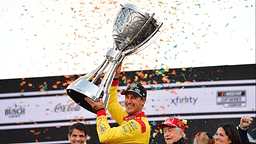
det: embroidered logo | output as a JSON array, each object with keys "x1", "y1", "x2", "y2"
[
  {"x1": 97, "y1": 117, "x2": 102, "y2": 124},
  {"x1": 99, "y1": 123, "x2": 107, "y2": 134},
  {"x1": 122, "y1": 126, "x2": 127, "y2": 133}
]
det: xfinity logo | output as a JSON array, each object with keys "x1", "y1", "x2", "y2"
[
  {"x1": 170, "y1": 96, "x2": 198, "y2": 106},
  {"x1": 54, "y1": 102, "x2": 80, "y2": 112},
  {"x1": 5, "y1": 104, "x2": 25, "y2": 118}
]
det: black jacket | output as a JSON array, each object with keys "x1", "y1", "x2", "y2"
[
  {"x1": 173, "y1": 137, "x2": 187, "y2": 144},
  {"x1": 238, "y1": 126, "x2": 253, "y2": 144}
]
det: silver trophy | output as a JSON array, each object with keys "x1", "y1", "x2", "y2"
[{"x1": 66, "y1": 3, "x2": 163, "y2": 114}]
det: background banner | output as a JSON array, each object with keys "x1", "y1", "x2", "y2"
[{"x1": 0, "y1": 64, "x2": 255, "y2": 143}]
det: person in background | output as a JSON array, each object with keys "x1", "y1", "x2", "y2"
[
  {"x1": 194, "y1": 116, "x2": 254, "y2": 144},
  {"x1": 215, "y1": 123, "x2": 241, "y2": 144},
  {"x1": 193, "y1": 132, "x2": 215, "y2": 144},
  {"x1": 157, "y1": 117, "x2": 187, "y2": 144},
  {"x1": 237, "y1": 116, "x2": 254, "y2": 144},
  {"x1": 68, "y1": 122, "x2": 88, "y2": 144}
]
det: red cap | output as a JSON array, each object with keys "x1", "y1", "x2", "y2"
[{"x1": 157, "y1": 117, "x2": 185, "y2": 132}]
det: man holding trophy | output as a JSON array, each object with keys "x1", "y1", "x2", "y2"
[
  {"x1": 85, "y1": 64, "x2": 150, "y2": 143},
  {"x1": 66, "y1": 3, "x2": 163, "y2": 144}
]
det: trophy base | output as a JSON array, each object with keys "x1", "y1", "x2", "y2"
[{"x1": 67, "y1": 89, "x2": 97, "y2": 114}]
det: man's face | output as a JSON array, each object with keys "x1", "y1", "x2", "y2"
[
  {"x1": 163, "y1": 126, "x2": 183, "y2": 144},
  {"x1": 68, "y1": 128, "x2": 86, "y2": 144},
  {"x1": 125, "y1": 92, "x2": 146, "y2": 115}
]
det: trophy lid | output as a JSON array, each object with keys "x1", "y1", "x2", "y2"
[{"x1": 121, "y1": 3, "x2": 150, "y2": 18}]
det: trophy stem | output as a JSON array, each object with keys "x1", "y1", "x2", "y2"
[
  {"x1": 86, "y1": 59, "x2": 108, "y2": 81},
  {"x1": 91, "y1": 59, "x2": 109, "y2": 83}
]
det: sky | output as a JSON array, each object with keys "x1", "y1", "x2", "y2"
[{"x1": 0, "y1": 0, "x2": 255, "y2": 80}]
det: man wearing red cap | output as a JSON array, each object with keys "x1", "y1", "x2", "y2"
[
  {"x1": 85, "y1": 64, "x2": 150, "y2": 143},
  {"x1": 158, "y1": 117, "x2": 187, "y2": 144}
]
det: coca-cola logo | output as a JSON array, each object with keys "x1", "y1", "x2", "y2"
[
  {"x1": 5, "y1": 104, "x2": 25, "y2": 118},
  {"x1": 54, "y1": 102, "x2": 81, "y2": 113}
]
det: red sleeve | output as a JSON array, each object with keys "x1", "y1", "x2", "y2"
[
  {"x1": 111, "y1": 79, "x2": 119, "y2": 86},
  {"x1": 97, "y1": 109, "x2": 106, "y2": 117}
]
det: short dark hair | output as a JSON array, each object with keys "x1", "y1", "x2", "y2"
[
  {"x1": 218, "y1": 124, "x2": 241, "y2": 144},
  {"x1": 69, "y1": 122, "x2": 87, "y2": 136}
]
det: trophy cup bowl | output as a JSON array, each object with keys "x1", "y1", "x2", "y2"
[{"x1": 66, "y1": 3, "x2": 163, "y2": 114}]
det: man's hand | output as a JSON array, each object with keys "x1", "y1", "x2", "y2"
[
  {"x1": 114, "y1": 63, "x2": 122, "y2": 78},
  {"x1": 85, "y1": 97, "x2": 105, "y2": 111},
  {"x1": 240, "y1": 116, "x2": 253, "y2": 129}
]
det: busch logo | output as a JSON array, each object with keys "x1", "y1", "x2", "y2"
[
  {"x1": 5, "y1": 104, "x2": 25, "y2": 118},
  {"x1": 54, "y1": 102, "x2": 80, "y2": 112}
]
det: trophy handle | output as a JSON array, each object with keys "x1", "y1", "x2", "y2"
[
  {"x1": 101, "y1": 54, "x2": 125, "y2": 108},
  {"x1": 66, "y1": 48, "x2": 124, "y2": 114},
  {"x1": 122, "y1": 21, "x2": 163, "y2": 56}
]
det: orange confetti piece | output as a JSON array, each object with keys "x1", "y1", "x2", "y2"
[
  {"x1": 52, "y1": 84, "x2": 58, "y2": 89},
  {"x1": 56, "y1": 126, "x2": 61, "y2": 128},
  {"x1": 34, "y1": 122, "x2": 37, "y2": 125},
  {"x1": 28, "y1": 83, "x2": 33, "y2": 87},
  {"x1": 20, "y1": 81, "x2": 26, "y2": 86},
  {"x1": 30, "y1": 130, "x2": 35, "y2": 133},
  {"x1": 34, "y1": 131, "x2": 41, "y2": 135},
  {"x1": 122, "y1": 76, "x2": 126, "y2": 80},
  {"x1": 172, "y1": 70, "x2": 176, "y2": 75},
  {"x1": 70, "y1": 120, "x2": 73, "y2": 123},
  {"x1": 160, "y1": 106, "x2": 165, "y2": 110},
  {"x1": 137, "y1": 72, "x2": 145, "y2": 77}
]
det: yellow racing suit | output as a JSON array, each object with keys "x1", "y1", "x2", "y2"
[{"x1": 96, "y1": 79, "x2": 150, "y2": 144}]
